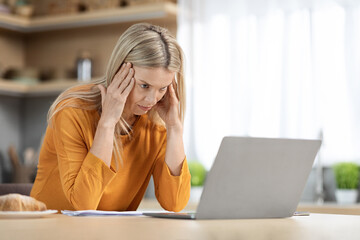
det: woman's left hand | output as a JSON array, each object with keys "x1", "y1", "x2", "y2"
[{"x1": 155, "y1": 82, "x2": 182, "y2": 130}]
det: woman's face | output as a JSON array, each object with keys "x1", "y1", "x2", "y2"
[{"x1": 123, "y1": 65, "x2": 175, "y2": 118}]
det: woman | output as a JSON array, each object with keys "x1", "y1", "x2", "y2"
[{"x1": 30, "y1": 23, "x2": 191, "y2": 212}]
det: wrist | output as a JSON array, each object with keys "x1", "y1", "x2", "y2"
[
  {"x1": 166, "y1": 122, "x2": 183, "y2": 134},
  {"x1": 98, "y1": 118, "x2": 116, "y2": 130}
]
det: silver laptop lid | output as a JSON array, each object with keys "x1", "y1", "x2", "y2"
[{"x1": 196, "y1": 136, "x2": 322, "y2": 219}]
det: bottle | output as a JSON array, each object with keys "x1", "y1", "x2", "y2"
[{"x1": 76, "y1": 50, "x2": 92, "y2": 82}]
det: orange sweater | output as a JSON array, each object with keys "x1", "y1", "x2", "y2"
[{"x1": 30, "y1": 107, "x2": 191, "y2": 212}]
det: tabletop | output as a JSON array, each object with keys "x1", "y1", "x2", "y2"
[{"x1": 1, "y1": 212, "x2": 360, "y2": 240}]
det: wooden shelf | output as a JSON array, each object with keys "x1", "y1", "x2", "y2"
[
  {"x1": 0, "y1": 79, "x2": 79, "y2": 97},
  {"x1": 0, "y1": 2, "x2": 177, "y2": 33}
]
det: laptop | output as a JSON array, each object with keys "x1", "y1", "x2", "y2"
[{"x1": 144, "y1": 136, "x2": 322, "y2": 220}]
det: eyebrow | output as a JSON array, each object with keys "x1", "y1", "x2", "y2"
[{"x1": 137, "y1": 79, "x2": 172, "y2": 89}]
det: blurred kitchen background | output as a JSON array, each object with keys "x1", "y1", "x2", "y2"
[{"x1": 0, "y1": 0, "x2": 359, "y2": 204}]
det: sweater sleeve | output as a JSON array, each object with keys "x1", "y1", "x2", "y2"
[
  {"x1": 52, "y1": 108, "x2": 116, "y2": 210},
  {"x1": 152, "y1": 140, "x2": 191, "y2": 212}
]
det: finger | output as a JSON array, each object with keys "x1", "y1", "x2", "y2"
[
  {"x1": 159, "y1": 93, "x2": 166, "y2": 103},
  {"x1": 169, "y1": 83, "x2": 175, "y2": 93},
  {"x1": 117, "y1": 62, "x2": 129, "y2": 76},
  {"x1": 121, "y1": 78, "x2": 135, "y2": 98},
  {"x1": 107, "y1": 64, "x2": 125, "y2": 91},
  {"x1": 153, "y1": 103, "x2": 164, "y2": 115},
  {"x1": 153, "y1": 104, "x2": 162, "y2": 114},
  {"x1": 113, "y1": 62, "x2": 127, "y2": 82},
  {"x1": 112, "y1": 63, "x2": 130, "y2": 89},
  {"x1": 110, "y1": 63, "x2": 132, "y2": 89},
  {"x1": 118, "y1": 67, "x2": 135, "y2": 93},
  {"x1": 118, "y1": 62, "x2": 127, "y2": 72},
  {"x1": 97, "y1": 84, "x2": 106, "y2": 107},
  {"x1": 168, "y1": 83, "x2": 179, "y2": 104},
  {"x1": 117, "y1": 62, "x2": 132, "y2": 80}
]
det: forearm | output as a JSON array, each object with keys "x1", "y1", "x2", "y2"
[
  {"x1": 155, "y1": 124, "x2": 191, "y2": 211},
  {"x1": 89, "y1": 119, "x2": 115, "y2": 167},
  {"x1": 65, "y1": 152, "x2": 115, "y2": 210},
  {"x1": 164, "y1": 124, "x2": 185, "y2": 176}
]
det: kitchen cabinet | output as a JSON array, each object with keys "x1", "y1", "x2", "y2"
[
  {"x1": 0, "y1": 2, "x2": 177, "y2": 96},
  {"x1": 0, "y1": 2, "x2": 176, "y2": 33},
  {"x1": 0, "y1": 2, "x2": 178, "y2": 182}
]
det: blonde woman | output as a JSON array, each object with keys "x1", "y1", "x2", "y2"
[{"x1": 30, "y1": 23, "x2": 191, "y2": 212}]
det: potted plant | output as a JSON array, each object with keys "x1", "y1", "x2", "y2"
[
  {"x1": 188, "y1": 160, "x2": 207, "y2": 202},
  {"x1": 333, "y1": 162, "x2": 359, "y2": 204}
]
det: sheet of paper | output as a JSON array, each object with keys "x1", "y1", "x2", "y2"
[{"x1": 61, "y1": 210, "x2": 143, "y2": 217}]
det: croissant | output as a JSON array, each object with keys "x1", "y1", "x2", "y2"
[{"x1": 0, "y1": 194, "x2": 47, "y2": 211}]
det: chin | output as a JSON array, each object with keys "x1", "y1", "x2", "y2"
[{"x1": 133, "y1": 109, "x2": 147, "y2": 115}]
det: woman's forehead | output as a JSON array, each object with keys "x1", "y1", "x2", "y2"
[{"x1": 133, "y1": 66, "x2": 174, "y2": 86}]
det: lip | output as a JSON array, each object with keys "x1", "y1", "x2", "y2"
[{"x1": 138, "y1": 105, "x2": 152, "y2": 111}]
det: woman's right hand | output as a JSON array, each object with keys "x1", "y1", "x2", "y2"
[{"x1": 97, "y1": 62, "x2": 135, "y2": 127}]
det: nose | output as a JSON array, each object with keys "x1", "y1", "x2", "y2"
[{"x1": 144, "y1": 90, "x2": 160, "y2": 105}]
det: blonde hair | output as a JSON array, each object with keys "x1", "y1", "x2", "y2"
[{"x1": 48, "y1": 23, "x2": 186, "y2": 169}]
